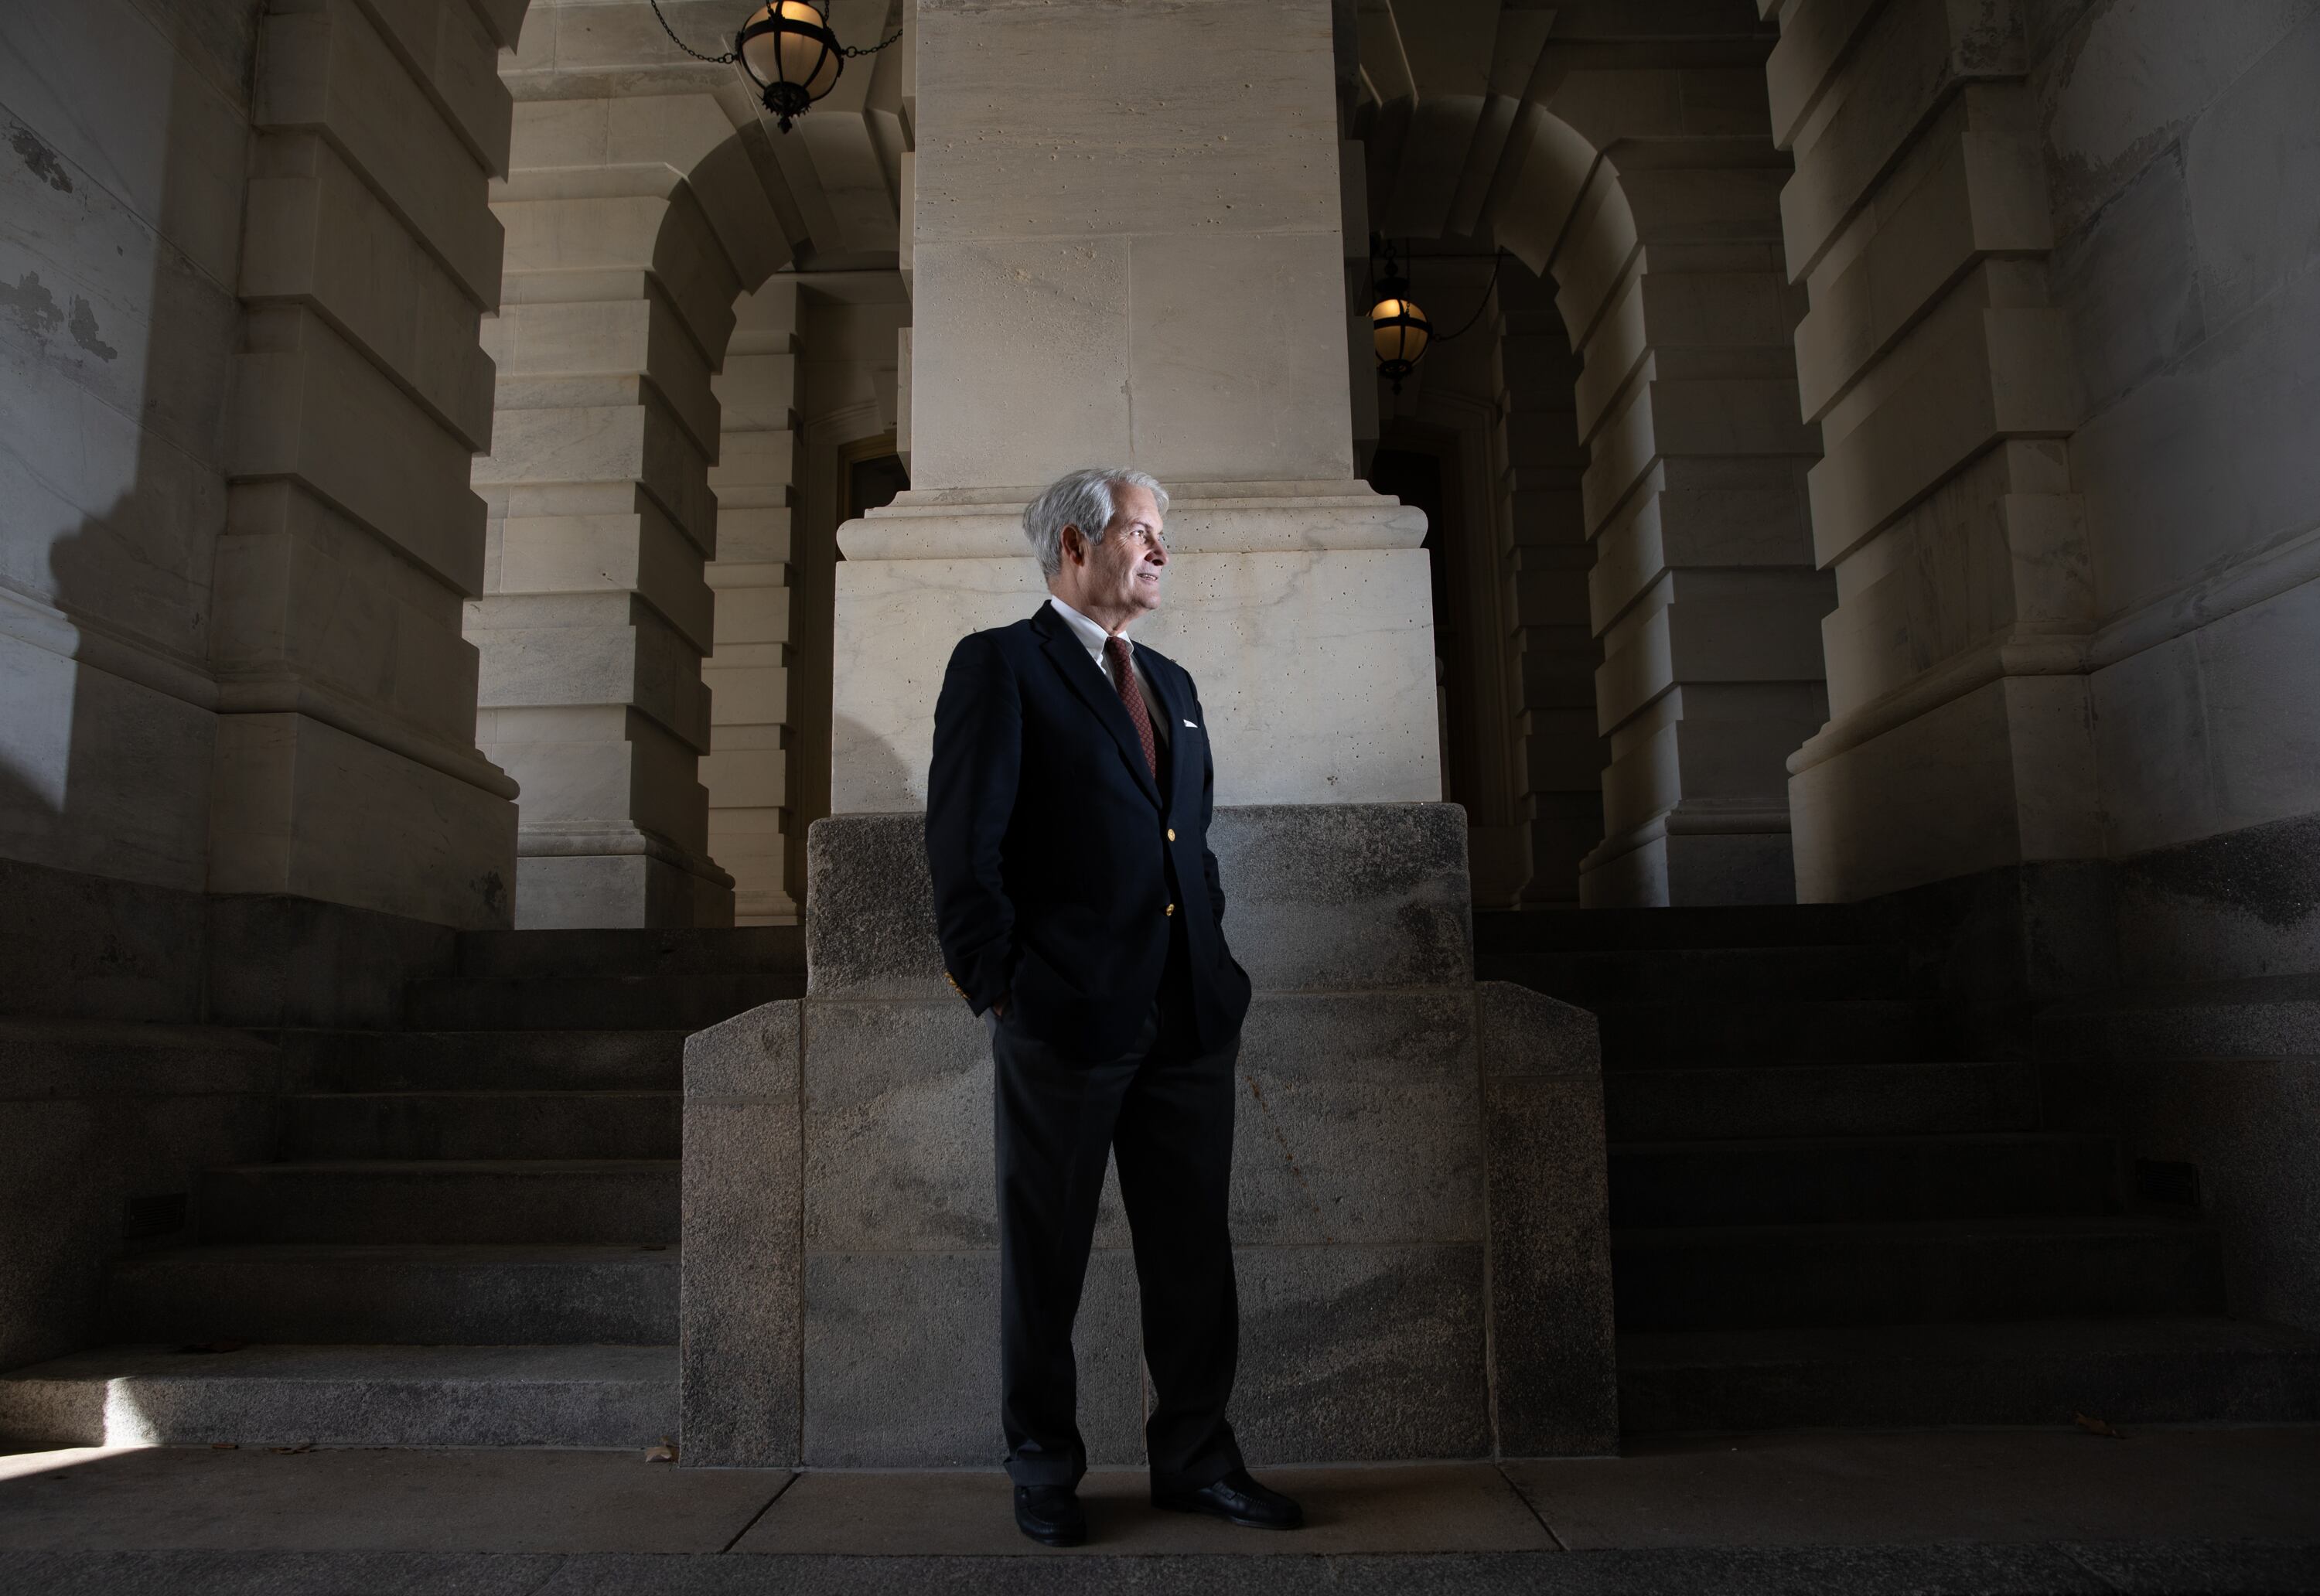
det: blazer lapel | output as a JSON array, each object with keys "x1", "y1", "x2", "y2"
[{"x1": 1032, "y1": 606, "x2": 1162, "y2": 809}]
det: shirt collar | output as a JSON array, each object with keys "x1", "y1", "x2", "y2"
[{"x1": 1046, "y1": 595, "x2": 1130, "y2": 667}]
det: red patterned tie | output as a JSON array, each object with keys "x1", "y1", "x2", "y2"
[{"x1": 1105, "y1": 635, "x2": 1158, "y2": 779}]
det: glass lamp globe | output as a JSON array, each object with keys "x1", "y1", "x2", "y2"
[
  {"x1": 737, "y1": 1, "x2": 844, "y2": 130},
  {"x1": 1370, "y1": 289, "x2": 1432, "y2": 389}
]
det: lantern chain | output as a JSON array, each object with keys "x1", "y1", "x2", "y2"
[
  {"x1": 647, "y1": 0, "x2": 739, "y2": 63},
  {"x1": 1431, "y1": 249, "x2": 1508, "y2": 346},
  {"x1": 647, "y1": 2, "x2": 902, "y2": 64}
]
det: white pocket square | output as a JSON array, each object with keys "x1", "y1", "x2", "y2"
[{"x1": 1182, "y1": 719, "x2": 1199, "y2": 728}]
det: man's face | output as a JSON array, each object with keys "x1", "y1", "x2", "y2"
[{"x1": 1060, "y1": 483, "x2": 1167, "y2": 627}]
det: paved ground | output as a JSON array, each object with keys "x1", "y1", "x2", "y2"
[{"x1": 2, "y1": 1427, "x2": 2316, "y2": 1591}]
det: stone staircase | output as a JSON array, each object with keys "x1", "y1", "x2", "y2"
[
  {"x1": 13, "y1": 905, "x2": 2312, "y2": 1451},
  {"x1": 0, "y1": 929, "x2": 801, "y2": 1448},
  {"x1": 1479, "y1": 907, "x2": 2320, "y2": 1434}
]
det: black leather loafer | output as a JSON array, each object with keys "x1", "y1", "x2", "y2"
[
  {"x1": 1153, "y1": 1468, "x2": 1303, "y2": 1530},
  {"x1": 1014, "y1": 1483, "x2": 1087, "y2": 1547}
]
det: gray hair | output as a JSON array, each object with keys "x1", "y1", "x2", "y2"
[{"x1": 1021, "y1": 468, "x2": 1170, "y2": 581}]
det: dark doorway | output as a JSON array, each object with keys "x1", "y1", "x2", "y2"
[{"x1": 846, "y1": 452, "x2": 911, "y2": 523}]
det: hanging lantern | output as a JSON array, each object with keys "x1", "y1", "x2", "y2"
[
  {"x1": 736, "y1": 2, "x2": 844, "y2": 131},
  {"x1": 1367, "y1": 239, "x2": 1507, "y2": 394},
  {"x1": 1370, "y1": 250, "x2": 1432, "y2": 394},
  {"x1": 648, "y1": 0, "x2": 902, "y2": 134}
]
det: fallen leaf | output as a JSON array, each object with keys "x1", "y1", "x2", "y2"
[
  {"x1": 2073, "y1": 1412, "x2": 2127, "y2": 1439},
  {"x1": 645, "y1": 1434, "x2": 678, "y2": 1463},
  {"x1": 210, "y1": 1443, "x2": 238, "y2": 1451}
]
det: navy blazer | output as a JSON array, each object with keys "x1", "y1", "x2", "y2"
[{"x1": 926, "y1": 602, "x2": 1253, "y2": 1059}]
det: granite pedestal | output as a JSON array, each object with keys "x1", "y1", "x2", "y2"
[{"x1": 679, "y1": 804, "x2": 1615, "y2": 1467}]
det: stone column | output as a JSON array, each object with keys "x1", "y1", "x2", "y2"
[
  {"x1": 471, "y1": 84, "x2": 796, "y2": 926},
  {"x1": 1766, "y1": 0, "x2": 2094, "y2": 902},
  {"x1": 831, "y1": 0, "x2": 1438, "y2": 809},
  {"x1": 1493, "y1": 106, "x2": 1832, "y2": 907},
  {"x1": 704, "y1": 281, "x2": 803, "y2": 926},
  {"x1": 212, "y1": 0, "x2": 522, "y2": 926}
]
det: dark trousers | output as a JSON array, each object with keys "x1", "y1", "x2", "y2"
[{"x1": 988, "y1": 947, "x2": 1244, "y2": 1492}]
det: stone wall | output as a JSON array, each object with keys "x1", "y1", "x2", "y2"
[
  {"x1": 2045, "y1": 2, "x2": 2320, "y2": 882},
  {"x1": 1771, "y1": 0, "x2": 2095, "y2": 905},
  {"x1": 2, "y1": 0, "x2": 251, "y2": 899},
  {"x1": 1775, "y1": 0, "x2": 2320, "y2": 910},
  {"x1": 1760, "y1": 0, "x2": 2320, "y2": 1334},
  {"x1": 2, "y1": 0, "x2": 520, "y2": 929},
  {"x1": 2, "y1": 0, "x2": 513, "y2": 1374},
  {"x1": 678, "y1": 806, "x2": 1615, "y2": 1468}
]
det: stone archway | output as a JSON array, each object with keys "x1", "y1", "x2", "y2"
[
  {"x1": 1494, "y1": 109, "x2": 1829, "y2": 908},
  {"x1": 705, "y1": 273, "x2": 910, "y2": 925},
  {"x1": 471, "y1": 4, "x2": 909, "y2": 927},
  {"x1": 1359, "y1": 251, "x2": 1601, "y2": 910},
  {"x1": 1354, "y1": 16, "x2": 1832, "y2": 908}
]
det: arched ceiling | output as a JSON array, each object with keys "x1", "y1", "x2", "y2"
[
  {"x1": 1346, "y1": 0, "x2": 1779, "y2": 246},
  {"x1": 499, "y1": 0, "x2": 908, "y2": 270}
]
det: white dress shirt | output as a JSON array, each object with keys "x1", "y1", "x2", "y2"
[{"x1": 1046, "y1": 596, "x2": 1170, "y2": 749}]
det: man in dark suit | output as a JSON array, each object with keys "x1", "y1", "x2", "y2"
[{"x1": 926, "y1": 467, "x2": 1302, "y2": 1547}]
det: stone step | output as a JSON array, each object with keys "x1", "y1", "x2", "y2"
[
  {"x1": 279, "y1": 1091, "x2": 680, "y2": 1161},
  {"x1": 1596, "y1": 999, "x2": 1956, "y2": 1067},
  {"x1": 1606, "y1": 1061, "x2": 2040, "y2": 1141},
  {"x1": 0, "y1": 1018, "x2": 278, "y2": 1090},
  {"x1": 1612, "y1": 1216, "x2": 2226, "y2": 1331},
  {"x1": 1618, "y1": 1317, "x2": 2320, "y2": 1431},
  {"x1": 107, "y1": 1244, "x2": 677, "y2": 1345},
  {"x1": 199, "y1": 1161, "x2": 678, "y2": 1245},
  {"x1": 276, "y1": 1030, "x2": 682, "y2": 1090},
  {"x1": 1609, "y1": 1133, "x2": 2120, "y2": 1227},
  {"x1": 402, "y1": 973, "x2": 802, "y2": 1031},
  {"x1": 455, "y1": 926, "x2": 804, "y2": 980},
  {"x1": 1474, "y1": 905, "x2": 1882, "y2": 956},
  {"x1": 2036, "y1": 974, "x2": 2320, "y2": 1063},
  {"x1": 278, "y1": 1030, "x2": 687, "y2": 1092},
  {"x1": 1498, "y1": 945, "x2": 1915, "y2": 1007},
  {"x1": 0, "y1": 1344, "x2": 674, "y2": 1448}
]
